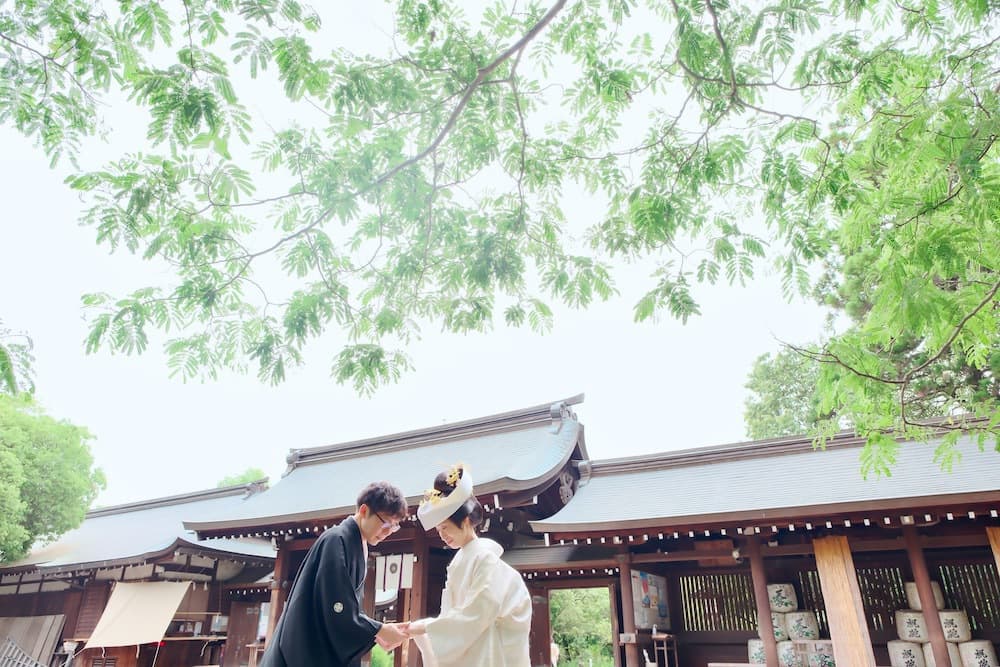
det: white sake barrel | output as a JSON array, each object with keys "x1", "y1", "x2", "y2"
[
  {"x1": 808, "y1": 641, "x2": 836, "y2": 667},
  {"x1": 747, "y1": 639, "x2": 766, "y2": 664},
  {"x1": 905, "y1": 582, "x2": 945, "y2": 611},
  {"x1": 958, "y1": 640, "x2": 999, "y2": 667},
  {"x1": 768, "y1": 583, "x2": 799, "y2": 612},
  {"x1": 759, "y1": 611, "x2": 789, "y2": 641},
  {"x1": 921, "y1": 640, "x2": 961, "y2": 667},
  {"x1": 938, "y1": 610, "x2": 971, "y2": 643},
  {"x1": 777, "y1": 640, "x2": 804, "y2": 667},
  {"x1": 888, "y1": 640, "x2": 927, "y2": 667},
  {"x1": 897, "y1": 610, "x2": 930, "y2": 642},
  {"x1": 786, "y1": 611, "x2": 821, "y2": 640}
]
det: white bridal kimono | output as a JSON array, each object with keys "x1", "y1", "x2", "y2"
[{"x1": 413, "y1": 537, "x2": 532, "y2": 667}]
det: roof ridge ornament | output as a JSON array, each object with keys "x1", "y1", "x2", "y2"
[{"x1": 549, "y1": 400, "x2": 575, "y2": 432}]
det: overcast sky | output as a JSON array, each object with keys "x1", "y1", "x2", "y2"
[{"x1": 0, "y1": 2, "x2": 830, "y2": 507}]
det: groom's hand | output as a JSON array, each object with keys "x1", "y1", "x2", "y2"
[{"x1": 376, "y1": 622, "x2": 408, "y2": 650}]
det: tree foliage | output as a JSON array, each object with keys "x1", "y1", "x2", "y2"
[
  {"x1": 0, "y1": 320, "x2": 34, "y2": 396},
  {"x1": 0, "y1": 394, "x2": 105, "y2": 562},
  {"x1": 744, "y1": 346, "x2": 824, "y2": 440},
  {"x1": 3, "y1": 0, "x2": 998, "y2": 464},
  {"x1": 216, "y1": 466, "x2": 267, "y2": 487},
  {"x1": 369, "y1": 645, "x2": 392, "y2": 667},
  {"x1": 550, "y1": 587, "x2": 614, "y2": 666},
  {"x1": 746, "y1": 230, "x2": 999, "y2": 471}
]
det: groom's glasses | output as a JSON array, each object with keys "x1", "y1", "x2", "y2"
[{"x1": 374, "y1": 511, "x2": 402, "y2": 533}]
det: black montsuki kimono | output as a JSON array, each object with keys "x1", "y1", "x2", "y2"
[{"x1": 259, "y1": 517, "x2": 381, "y2": 667}]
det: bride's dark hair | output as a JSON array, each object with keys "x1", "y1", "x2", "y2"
[{"x1": 434, "y1": 467, "x2": 484, "y2": 529}]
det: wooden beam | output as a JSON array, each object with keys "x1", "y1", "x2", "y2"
[
  {"x1": 285, "y1": 536, "x2": 318, "y2": 551},
  {"x1": 537, "y1": 577, "x2": 616, "y2": 590},
  {"x1": 616, "y1": 554, "x2": 640, "y2": 667},
  {"x1": 812, "y1": 536, "x2": 875, "y2": 666},
  {"x1": 988, "y1": 526, "x2": 1000, "y2": 576},
  {"x1": 630, "y1": 533, "x2": 990, "y2": 563},
  {"x1": 745, "y1": 536, "x2": 779, "y2": 667},
  {"x1": 158, "y1": 563, "x2": 216, "y2": 577},
  {"x1": 515, "y1": 557, "x2": 618, "y2": 572},
  {"x1": 902, "y1": 525, "x2": 952, "y2": 667},
  {"x1": 632, "y1": 549, "x2": 733, "y2": 564}
]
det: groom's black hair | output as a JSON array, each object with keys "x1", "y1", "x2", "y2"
[{"x1": 357, "y1": 480, "x2": 408, "y2": 517}]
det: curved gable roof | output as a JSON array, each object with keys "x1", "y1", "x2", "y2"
[{"x1": 186, "y1": 396, "x2": 587, "y2": 535}]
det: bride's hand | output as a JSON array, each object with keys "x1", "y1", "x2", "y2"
[{"x1": 407, "y1": 620, "x2": 427, "y2": 635}]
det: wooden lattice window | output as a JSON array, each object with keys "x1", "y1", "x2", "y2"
[
  {"x1": 797, "y1": 570, "x2": 829, "y2": 635},
  {"x1": 937, "y1": 563, "x2": 1000, "y2": 633},
  {"x1": 799, "y1": 567, "x2": 908, "y2": 639},
  {"x1": 679, "y1": 573, "x2": 757, "y2": 632},
  {"x1": 857, "y1": 567, "x2": 908, "y2": 635}
]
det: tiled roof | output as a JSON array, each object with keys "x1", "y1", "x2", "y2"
[
  {"x1": 531, "y1": 430, "x2": 1000, "y2": 533},
  {"x1": 186, "y1": 396, "x2": 586, "y2": 534},
  {"x1": 1, "y1": 484, "x2": 274, "y2": 574}
]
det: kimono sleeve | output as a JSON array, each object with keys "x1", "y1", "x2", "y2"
[
  {"x1": 421, "y1": 550, "x2": 503, "y2": 665},
  {"x1": 315, "y1": 533, "x2": 381, "y2": 664}
]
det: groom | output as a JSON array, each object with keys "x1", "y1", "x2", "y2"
[{"x1": 259, "y1": 481, "x2": 410, "y2": 667}]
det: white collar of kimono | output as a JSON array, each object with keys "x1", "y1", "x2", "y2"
[{"x1": 417, "y1": 471, "x2": 474, "y2": 530}]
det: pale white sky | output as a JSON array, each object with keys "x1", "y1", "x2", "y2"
[{"x1": 0, "y1": 1, "x2": 830, "y2": 507}]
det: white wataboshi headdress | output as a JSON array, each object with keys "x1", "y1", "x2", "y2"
[{"x1": 417, "y1": 464, "x2": 474, "y2": 530}]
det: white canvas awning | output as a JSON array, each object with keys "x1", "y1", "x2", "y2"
[{"x1": 85, "y1": 581, "x2": 191, "y2": 649}]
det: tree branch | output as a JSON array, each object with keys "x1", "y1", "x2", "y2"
[
  {"x1": 368, "y1": 0, "x2": 568, "y2": 192},
  {"x1": 903, "y1": 279, "x2": 1000, "y2": 382},
  {"x1": 240, "y1": 0, "x2": 568, "y2": 264},
  {"x1": 788, "y1": 341, "x2": 906, "y2": 385},
  {"x1": 703, "y1": 0, "x2": 738, "y2": 101},
  {"x1": 0, "y1": 31, "x2": 98, "y2": 104}
]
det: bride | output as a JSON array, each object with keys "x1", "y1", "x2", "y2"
[{"x1": 406, "y1": 464, "x2": 532, "y2": 667}]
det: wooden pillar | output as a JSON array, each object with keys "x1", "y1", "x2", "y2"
[
  {"x1": 988, "y1": 526, "x2": 1000, "y2": 575},
  {"x1": 405, "y1": 533, "x2": 430, "y2": 667},
  {"x1": 812, "y1": 535, "x2": 875, "y2": 666},
  {"x1": 364, "y1": 556, "x2": 377, "y2": 616},
  {"x1": 745, "y1": 535, "x2": 780, "y2": 667},
  {"x1": 395, "y1": 588, "x2": 411, "y2": 667},
  {"x1": 361, "y1": 556, "x2": 377, "y2": 667},
  {"x1": 265, "y1": 544, "x2": 290, "y2": 645},
  {"x1": 616, "y1": 554, "x2": 641, "y2": 667},
  {"x1": 609, "y1": 581, "x2": 623, "y2": 667},
  {"x1": 903, "y1": 525, "x2": 952, "y2": 667},
  {"x1": 528, "y1": 585, "x2": 552, "y2": 667}
]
